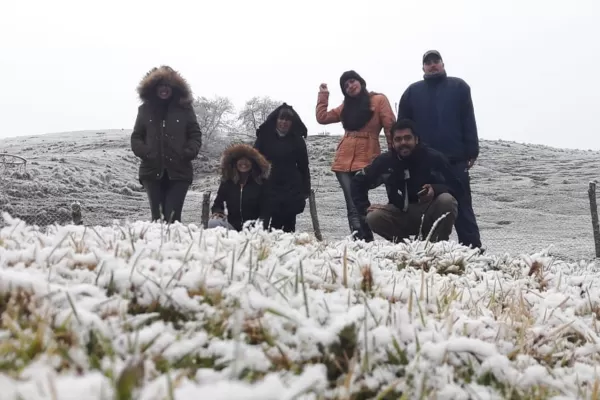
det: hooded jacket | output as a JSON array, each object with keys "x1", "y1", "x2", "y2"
[
  {"x1": 211, "y1": 144, "x2": 271, "y2": 231},
  {"x1": 254, "y1": 103, "x2": 311, "y2": 216},
  {"x1": 351, "y1": 143, "x2": 464, "y2": 216},
  {"x1": 130, "y1": 65, "x2": 203, "y2": 183}
]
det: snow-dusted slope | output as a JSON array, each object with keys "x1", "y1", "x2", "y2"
[
  {"x1": 1, "y1": 216, "x2": 599, "y2": 399},
  {"x1": 1, "y1": 129, "x2": 599, "y2": 260}
]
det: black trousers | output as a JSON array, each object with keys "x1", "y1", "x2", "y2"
[
  {"x1": 448, "y1": 162, "x2": 482, "y2": 248},
  {"x1": 336, "y1": 171, "x2": 373, "y2": 241},
  {"x1": 267, "y1": 213, "x2": 297, "y2": 233},
  {"x1": 142, "y1": 171, "x2": 190, "y2": 223}
]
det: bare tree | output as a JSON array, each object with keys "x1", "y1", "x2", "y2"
[
  {"x1": 237, "y1": 96, "x2": 281, "y2": 137},
  {"x1": 192, "y1": 96, "x2": 236, "y2": 143}
]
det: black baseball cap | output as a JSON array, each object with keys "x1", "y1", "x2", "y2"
[{"x1": 422, "y1": 50, "x2": 442, "y2": 63}]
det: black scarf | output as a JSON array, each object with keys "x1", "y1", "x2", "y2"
[
  {"x1": 340, "y1": 90, "x2": 373, "y2": 131},
  {"x1": 339, "y1": 70, "x2": 373, "y2": 131}
]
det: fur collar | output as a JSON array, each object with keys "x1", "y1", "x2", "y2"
[
  {"x1": 137, "y1": 65, "x2": 194, "y2": 106},
  {"x1": 220, "y1": 143, "x2": 271, "y2": 184}
]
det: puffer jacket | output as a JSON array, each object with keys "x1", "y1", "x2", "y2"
[
  {"x1": 211, "y1": 143, "x2": 271, "y2": 231},
  {"x1": 130, "y1": 65, "x2": 203, "y2": 183}
]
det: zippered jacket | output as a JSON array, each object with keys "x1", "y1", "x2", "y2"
[
  {"x1": 130, "y1": 65, "x2": 203, "y2": 184},
  {"x1": 351, "y1": 144, "x2": 464, "y2": 216},
  {"x1": 254, "y1": 103, "x2": 311, "y2": 217},
  {"x1": 211, "y1": 144, "x2": 271, "y2": 231},
  {"x1": 397, "y1": 72, "x2": 479, "y2": 163}
]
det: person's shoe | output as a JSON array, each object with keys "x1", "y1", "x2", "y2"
[
  {"x1": 350, "y1": 226, "x2": 373, "y2": 243},
  {"x1": 360, "y1": 225, "x2": 374, "y2": 243}
]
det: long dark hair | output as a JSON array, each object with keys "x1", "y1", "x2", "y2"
[{"x1": 339, "y1": 70, "x2": 373, "y2": 131}]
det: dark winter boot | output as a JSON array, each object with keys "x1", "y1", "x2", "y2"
[{"x1": 351, "y1": 216, "x2": 374, "y2": 242}]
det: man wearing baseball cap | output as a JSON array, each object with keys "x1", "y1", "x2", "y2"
[{"x1": 397, "y1": 50, "x2": 482, "y2": 250}]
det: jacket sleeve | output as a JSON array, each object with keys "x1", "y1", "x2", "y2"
[
  {"x1": 297, "y1": 137, "x2": 311, "y2": 196},
  {"x1": 210, "y1": 183, "x2": 227, "y2": 214},
  {"x1": 351, "y1": 155, "x2": 388, "y2": 216},
  {"x1": 461, "y1": 82, "x2": 479, "y2": 160},
  {"x1": 130, "y1": 107, "x2": 150, "y2": 159},
  {"x1": 183, "y1": 107, "x2": 203, "y2": 160},
  {"x1": 430, "y1": 153, "x2": 464, "y2": 200},
  {"x1": 316, "y1": 91, "x2": 343, "y2": 125},
  {"x1": 378, "y1": 95, "x2": 396, "y2": 150},
  {"x1": 397, "y1": 87, "x2": 412, "y2": 120}
]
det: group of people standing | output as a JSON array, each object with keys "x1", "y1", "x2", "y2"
[{"x1": 129, "y1": 49, "x2": 482, "y2": 250}]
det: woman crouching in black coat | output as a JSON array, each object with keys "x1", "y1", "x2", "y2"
[
  {"x1": 254, "y1": 103, "x2": 311, "y2": 233},
  {"x1": 208, "y1": 143, "x2": 271, "y2": 231}
]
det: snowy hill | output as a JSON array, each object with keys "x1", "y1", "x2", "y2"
[{"x1": 1, "y1": 129, "x2": 599, "y2": 260}]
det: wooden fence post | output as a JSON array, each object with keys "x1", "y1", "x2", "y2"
[
  {"x1": 309, "y1": 188, "x2": 323, "y2": 241},
  {"x1": 588, "y1": 181, "x2": 600, "y2": 258},
  {"x1": 71, "y1": 202, "x2": 83, "y2": 226},
  {"x1": 201, "y1": 191, "x2": 211, "y2": 229}
]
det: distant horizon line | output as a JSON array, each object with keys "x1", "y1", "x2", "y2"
[{"x1": 0, "y1": 129, "x2": 598, "y2": 153}]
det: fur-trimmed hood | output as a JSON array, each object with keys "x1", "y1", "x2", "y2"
[
  {"x1": 256, "y1": 103, "x2": 308, "y2": 138},
  {"x1": 220, "y1": 143, "x2": 271, "y2": 184},
  {"x1": 137, "y1": 65, "x2": 194, "y2": 106}
]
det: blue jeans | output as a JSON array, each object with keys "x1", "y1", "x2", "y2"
[{"x1": 448, "y1": 162, "x2": 482, "y2": 248}]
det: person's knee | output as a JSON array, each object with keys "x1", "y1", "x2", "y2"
[
  {"x1": 436, "y1": 193, "x2": 458, "y2": 217},
  {"x1": 365, "y1": 210, "x2": 386, "y2": 231},
  {"x1": 207, "y1": 218, "x2": 224, "y2": 229}
]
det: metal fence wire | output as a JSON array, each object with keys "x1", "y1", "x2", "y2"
[{"x1": 1, "y1": 141, "x2": 597, "y2": 262}]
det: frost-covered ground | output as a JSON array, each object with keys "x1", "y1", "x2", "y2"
[
  {"x1": 0, "y1": 130, "x2": 218, "y2": 228},
  {"x1": 1, "y1": 215, "x2": 600, "y2": 399},
  {"x1": 1, "y1": 129, "x2": 600, "y2": 260}
]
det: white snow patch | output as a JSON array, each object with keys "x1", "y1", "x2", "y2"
[{"x1": 0, "y1": 215, "x2": 600, "y2": 398}]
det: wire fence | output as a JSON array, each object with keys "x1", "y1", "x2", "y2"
[
  {"x1": 2, "y1": 182, "x2": 596, "y2": 261},
  {"x1": 1, "y1": 154, "x2": 79, "y2": 230},
  {"x1": 1, "y1": 149, "x2": 598, "y2": 261}
]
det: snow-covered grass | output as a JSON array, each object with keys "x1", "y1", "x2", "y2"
[{"x1": 2, "y1": 212, "x2": 600, "y2": 399}]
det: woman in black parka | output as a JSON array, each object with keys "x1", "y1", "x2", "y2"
[
  {"x1": 208, "y1": 143, "x2": 271, "y2": 231},
  {"x1": 254, "y1": 103, "x2": 311, "y2": 233},
  {"x1": 130, "y1": 65, "x2": 203, "y2": 223}
]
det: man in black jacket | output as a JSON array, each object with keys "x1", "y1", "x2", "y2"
[
  {"x1": 351, "y1": 119, "x2": 461, "y2": 243},
  {"x1": 397, "y1": 50, "x2": 482, "y2": 249}
]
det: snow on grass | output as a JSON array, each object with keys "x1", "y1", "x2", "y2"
[{"x1": 1, "y1": 211, "x2": 600, "y2": 399}]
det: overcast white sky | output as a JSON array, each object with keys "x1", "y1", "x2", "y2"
[{"x1": 1, "y1": 0, "x2": 598, "y2": 150}]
